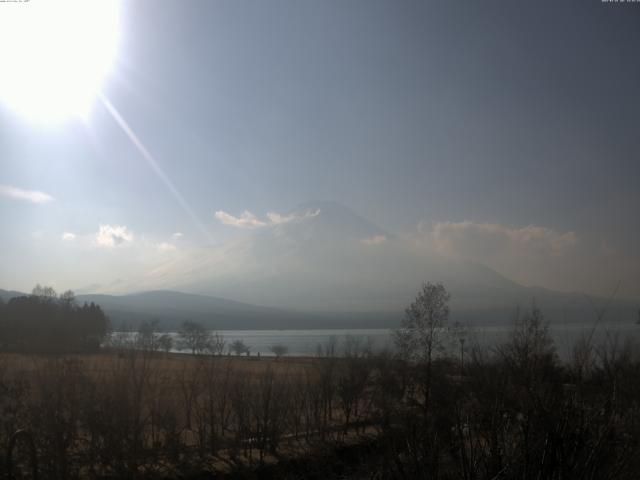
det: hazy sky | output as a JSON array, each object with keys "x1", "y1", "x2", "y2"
[{"x1": 1, "y1": 0, "x2": 639, "y2": 300}]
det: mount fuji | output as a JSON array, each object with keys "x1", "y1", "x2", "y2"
[{"x1": 106, "y1": 201, "x2": 637, "y2": 327}]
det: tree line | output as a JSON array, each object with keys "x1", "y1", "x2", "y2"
[
  {"x1": 0, "y1": 285, "x2": 110, "y2": 352},
  {"x1": 111, "y1": 319, "x2": 290, "y2": 358}
]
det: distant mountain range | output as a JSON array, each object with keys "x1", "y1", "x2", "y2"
[
  {"x1": 2, "y1": 201, "x2": 638, "y2": 329},
  {"x1": 1, "y1": 286, "x2": 636, "y2": 330},
  {"x1": 0, "y1": 288, "x2": 399, "y2": 329}
]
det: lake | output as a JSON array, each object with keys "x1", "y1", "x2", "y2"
[{"x1": 129, "y1": 321, "x2": 640, "y2": 360}]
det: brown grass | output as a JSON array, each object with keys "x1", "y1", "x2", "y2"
[{"x1": 0, "y1": 351, "x2": 318, "y2": 377}]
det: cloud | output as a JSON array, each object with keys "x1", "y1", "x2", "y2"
[
  {"x1": 215, "y1": 208, "x2": 320, "y2": 229},
  {"x1": 215, "y1": 209, "x2": 320, "y2": 228},
  {"x1": 405, "y1": 219, "x2": 607, "y2": 294},
  {"x1": 429, "y1": 221, "x2": 577, "y2": 259},
  {"x1": 267, "y1": 209, "x2": 320, "y2": 225},
  {"x1": 94, "y1": 224, "x2": 134, "y2": 248},
  {"x1": 266, "y1": 212, "x2": 296, "y2": 225},
  {"x1": 172, "y1": 232, "x2": 183, "y2": 239},
  {"x1": 214, "y1": 210, "x2": 267, "y2": 229},
  {"x1": 65, "y1": 224, "x2": 176, "y2": 256},
  {"x1": 0, "y1": 185, "x2": 54, "y2": 204},
  {"x1": 157, "y1": 242, "x2": 177, "y2": 252},
  {"x1": 361, "y1": 235, "x2": 387, "y2": 246}
]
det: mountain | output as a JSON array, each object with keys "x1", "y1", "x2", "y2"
[
  {"x1": 74, "y1": 290, "x2": 308, "y2": 329},
  {"x1": 276, "y1": 200, "x2": 391, "y2": 242},
  {"x1": 127, "y1": 201, "x2": 638, "y2": 325},
  {"x1": 75, "y1": 290, "x2": 405, "y2": 330},
  {"x1": 0, "y1": 289, "x2": 24, "y2": 303},
  {"x1": 3, "y1": 202, "x2": 638, "y2": 328},
  {"x1": 0, "y1": 288, "x2": 397, "y2": 329}
]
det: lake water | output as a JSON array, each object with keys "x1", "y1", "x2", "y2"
[
  {"x1": 129, "y1": 322, "x2": 640, "y2": 360},
  {"x1": 215, "y1": 323, "x2": 640, "y2": 360}
]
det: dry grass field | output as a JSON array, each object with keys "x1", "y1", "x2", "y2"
[
  {"x1": 2, "y1": 321, "x2": 639, "y2": 480},
  {"x1": 0, "y1": 350, "x2": 318, "y2": 377},
  {"x1": 0, "y1": 348, "x2": 381, "y2": 478}
]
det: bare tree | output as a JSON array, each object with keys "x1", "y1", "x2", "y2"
[
  {"x1": 497, "y1": 303, "x2": 556, "y2": 380},
  {"x1": 59, "y1": 290, "x2": 76, "y2": 306},
  {"x1": 136, "y1": 320, "x2": 161, "y2": 352},
  {"x1": 107, "y1": 330, "x2": 135, "y2": 350},
  {"x1": 178, "y1": 320, "x2": 211, "y2": 355},
  {"x1": 315, "y1": 335, "x2": 338, "y2": 358},
  {"x1": 230, "y1": 339, "x2": 249, "y2": 356},
  {"x1": 249, "y1": 366, "x2": 291, "y2": 462},
  {"x1": 31, "y1": 284, "x2": 57, "y2": 301},
  {"x1": 206, "y1": 332, "x2": 226, "y2": 356},
  {"x1": 157, "y1": 333, "x2": 173, "y2": 354},
  {"x1": 394, "y1": 282, "x2": 450, "y2": 363},
  {"x1": 269, "y1": 343, "x2": 288, "y2": 359},
  {"x1": 394, "y1": 282, "x2": 450, "y2": 414}
]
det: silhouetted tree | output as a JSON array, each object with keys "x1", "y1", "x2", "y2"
[
  {"x1": 136, "y1": 320, "x2": 160, "y2": 352},
  {"x1": 394, "y1": 282, "x2": 450, "y2": 363},
  {"x1": 178, "y1": 320, "x2": 211, "y2": 355},
  {"x1": 31, "y1": 284, "x2": 57, "y2": 301},
  {"x1": 0, "y1": 286, "x2": 109, "y2": 352},
  {"x1": 59, "y1": 290, "x2": 76, "y2": 306},
  {"x1": 394, "y1": 282, "x2": 450, "y2": 417},
  {"x1": 207, "y1": 332, "x2": 226, "y2": 356},
  {"x1": 230, "y1": 339, "x2": 249, "y2": 356}
]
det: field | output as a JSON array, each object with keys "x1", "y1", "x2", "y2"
[
  {"x1": 0, "y1": 349, "x2": 382, "y2": 478},
  {"x1": 0, "y1": 351, "x2": 317, "y2": 377},
  {"x1": 1, "y1": 316, "x2": 640, "y2": 479}
]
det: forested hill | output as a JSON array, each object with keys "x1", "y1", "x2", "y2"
[{"x1": 0, "y1": 287, "x2": 109, "y2": 352}]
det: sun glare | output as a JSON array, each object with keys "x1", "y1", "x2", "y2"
[{"x1": 0, "y1": 0, "x2": 120, "y2": 123}]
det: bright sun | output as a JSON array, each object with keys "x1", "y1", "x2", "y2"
[{"x1": 0, "y1": 0, "x2": 120, "y2": 122}]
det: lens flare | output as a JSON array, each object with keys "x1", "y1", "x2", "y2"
[
  {"x1": 0, "y1": 0, "x2": 120, "y2": 122},
  {"x1": 100, "y1": 95, "x2": 214, "y2": 243}
]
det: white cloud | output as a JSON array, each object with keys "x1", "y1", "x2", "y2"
[
  {"x1": 94, "y1": 224, "x2": 134, "y2": 248},
  {"x1": 0, "y1": 185, "x2": 54, "y2": 204},
  {"x1": 266, "y1": 212, "x2": 296, "y2": 225},
  {"x1": 214, "y1": 210, "x2": 267, "y2": 229},
  {"x1": 430, "y1": 221, "x2": 578, "y2": 259},
  {"x1": 215, "y1": 208, "x2": 321, "y2": 229},
  {"x1": 157, "y1": 242, "x2": 177, "y2": 252},
  {"x1": 361, "y1": 235, "x2": 387, "y2": 246},
  {"x1": 172, "y1": 232, "x2": 183, "y2": 239},
  {"x1": 61, "y1": 232, "x2": 76, "y2": 241},
  {"x1": 267, "y1": 208, "x2": 320, "y2": 225}
]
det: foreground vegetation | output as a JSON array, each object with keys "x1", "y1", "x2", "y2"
[
  {"x1": 0, "y1": 284, "x2": 639, "y2": 479},
  {"x1": 0, "y1": 327, "x2": 638, "y2": 478}
]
